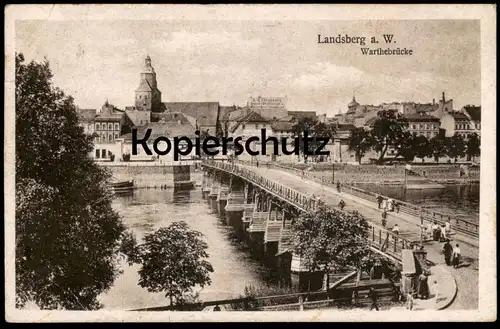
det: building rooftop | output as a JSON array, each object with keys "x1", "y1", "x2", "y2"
[
  {"x1": 405, "y1": 113, "x2": 440, "y2": 122},
  {"x1": 77, "y1": 109, "x2": 97, "y2": 122},
  {"x1": 125, "y1": 110, "x2": 151, "y2": 126},
  {"x1": 463, "y1": 105, "x2": 481, "y2": 121},
  {"x1": 287, "y1": 111, "x2": 317, "y2": 121},
  {"x1": 121, "y1": 121, "x2": 196, "y2": 141},
  {"x1": 448, "y1": 111, "x2": 470, "y2": 121},
  {"x1": 163, "y1": 102, "x2": 220, "y2": 127}
]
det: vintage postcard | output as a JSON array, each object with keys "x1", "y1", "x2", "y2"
[{"x1": 4, "y1": 4, "x2": 496, "y2": 322}]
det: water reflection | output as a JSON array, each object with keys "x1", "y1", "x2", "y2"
[
  {"x1": 354, "y1": 183, "x2": 479, "y2": 221},
  {"x1": 98, "y1": 188, "x2": 268, "y2": 310}
]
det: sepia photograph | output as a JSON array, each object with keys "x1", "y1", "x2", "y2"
[{"x1": 4, "y1": 4, "x2": 496, "y2": 322}]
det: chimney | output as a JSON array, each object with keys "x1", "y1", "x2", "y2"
[
  {"x1": 442, "y1": 92, "x2": 446, "y2": 102},
  {"x1": 433, "y1": 99, "x2": 435, "y2": 105}
]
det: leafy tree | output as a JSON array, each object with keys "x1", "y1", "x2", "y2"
[
  {"x1": 466, "y1": 132, "x2": 481, "y2": 162},
  {"x1": 412, "y1": 135, "x2": 432, "y2": 162},
  {"x1": 133, "y1": 221, "x2": 214, "y2": 308},
  {"x1": 445, "y1": 134, "x2": 466, "y2": 162},
  {"x1": 430, "y1": 135, "x2": 447, "y2": 163},
  {"x1": 369, "y1": 110, "x2": 409, "y2": 164},
  {"x1": 347, "y1": 127, "x2": 373, "y2": 164},
  {"x1": 292, "y1": 117, "x2": 336, "y2": 163},
  {"x1": 291, "y1": 206, "x2": 370, "y2": 291},
  {"x1": 15, "y1": 53, "x2": 131, "y2": 310},
  {"x1": 393, "y1": 131, "x2": 417, "y2": 162},
  {"x1": 292, "y1": 116, "x2": 318, "y2": 163}
]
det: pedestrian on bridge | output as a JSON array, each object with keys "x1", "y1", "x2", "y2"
[
  {"x1": 338, "y1": 199, "x2": 346, "y2": 210},
  {"x1": 381, "y1": 211, "x2": 388, "y2": 228},
  {"x1": 377, "y1": 195, "x2": 384, "y2": 209},
  {"x1": 336, "y1": 180, "x2": 341, "y2": 193},
  {"x1": 442, "y1": 239, "x2": 453, "y2": 266},
  {"x1": 452, "y1": 244, "x2": 461, "y2": 269},
  {"x1": 392, "y1": 224, "x2": 400, "y2": 235}
]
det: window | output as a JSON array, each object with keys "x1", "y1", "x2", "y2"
[
  {"x1": 114, "y1": 123, "x2": 119, "y2": 131},
  {"x1": 115, "y1": 133, "x2": 119, "y2": 140},
  {"x1": 95, "y1": 149, "x2": 100, "y2": 158},
  {"x1": 102, "y1": 123, "x2": 107, "y2": 131},
  {"x1": 108, "y1": 123, "x2": 113, "y2": 130},
  {"x1": 255, "y1": 124, "x2": 259, "y2": 129},
  {"x1": 108, "y1": 133, "x2": 113, "y2": 142},
  {"x1": 412, "y1": 124, "x2": 416, "y2": 129},
  {"x1": 419, "y1": 124, "x2": 423, "y2": 130},
  {"x1": 95, "y1": 123, "x2": 100, "y2": 130},
  {"x1": 102, "y1": 149, "x2": 107, "y2": 158}
]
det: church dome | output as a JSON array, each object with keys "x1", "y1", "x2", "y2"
[{"x1": 348, "y1": 96, "x2": 359, "y2": 109}]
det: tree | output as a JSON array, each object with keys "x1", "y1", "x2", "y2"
[
  {"x1": 466, "y1": 132, "x2": 481, "y2": 162},
  {"x1": 430, "y1": 135, "x2": 446, "y2": 163},
  {"x1": 133, "y1": 221, "x2": 214, "y2": 308},
  {"x1": 347, "y1": 127, "x2": 373, "y2": 164},
  {"x1": 292, "y1": 116, "x2": 318, "y2": 163},
  {"x1": 412, "y1": 135, "x2": 432, "y2": 162},
  {"x1": 291, "y1": 206, "x2": 370, "y2": 291},
  {"x1": 445, "y1": 134, "x2": 466, "y2": 163},
  {"x1": 292, "y1": 117, "x2": 336, "y2": 163},
  {"x1": 15, "y1": 53, "x2": 131, "y2": 310},
  {"x1": 369, "y1": 110, "x2": 409, "y2": 163}
]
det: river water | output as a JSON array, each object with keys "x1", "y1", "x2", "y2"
[
  {"x1": 98, "y1": 188, "x2": 268, "y2": 310},
  {"x1": 353, "y1": 183, "x2": 480, "y2": 222}
]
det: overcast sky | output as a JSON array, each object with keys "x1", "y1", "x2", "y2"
[{"x1": 15, "y1": 19, "x2": 480, "y2": 115}]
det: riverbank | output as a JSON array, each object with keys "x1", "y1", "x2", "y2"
[{"x1": 103, "y1": 164, "x2": 204, "y2": 188}]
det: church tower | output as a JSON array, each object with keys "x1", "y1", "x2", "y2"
[{"x1": 135, "y1": 55, "x2": 162, "y2": 112}]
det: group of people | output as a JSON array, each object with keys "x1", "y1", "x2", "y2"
[
  {"x1": 376, "y1": 195, "x2": 400, "y2": 213},
  {"x1": 422, "y1": 220, "x2": 452, "y2": 242}
]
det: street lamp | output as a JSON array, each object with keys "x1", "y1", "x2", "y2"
[{"x1": 332, "y1": 162, "x2": 335, "y2": 183}]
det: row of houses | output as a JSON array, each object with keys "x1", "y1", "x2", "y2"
[
  {"x1": 76, "y1": 56, "x2": 481, "y2": 164},
  {"x1": 342, "y1": 92, "x2": 481, "y2": 140}
]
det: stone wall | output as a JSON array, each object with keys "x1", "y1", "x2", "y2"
[
  {"x1": 103, "y1": 164, "x2": 202, "y2": 187},
  {"x1": 280, "y1": 163, "x2": 479, "y2": 183}
]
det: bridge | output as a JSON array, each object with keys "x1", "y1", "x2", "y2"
[{"x1": 199, "y1": 159, "x2": 479, "y2": 309}]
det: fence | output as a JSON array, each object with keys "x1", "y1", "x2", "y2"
[
  {"x1": 249, "y1": 160, "x2": 479, "y2": 239},
  {"x1": 202, "y1": 160, "x2": 414, "y2": 262}
]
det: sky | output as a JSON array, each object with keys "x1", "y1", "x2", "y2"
[{"x1": 15, "y1": 19, "x2": 481, "y2": 115}]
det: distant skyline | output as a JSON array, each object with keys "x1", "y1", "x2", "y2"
[{"x1": 15, "y1": 19, "x2": 480, "y2": 115}]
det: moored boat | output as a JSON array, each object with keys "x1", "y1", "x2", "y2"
[{"x1": 110, "y1": 180, "x2": 135, "y2": 193}]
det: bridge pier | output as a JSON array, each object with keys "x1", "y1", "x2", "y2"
[{"x1": 217, "y1": 185, "x2": 229, "y2": 223}]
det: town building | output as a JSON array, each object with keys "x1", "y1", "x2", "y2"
[
  {"x1": 247, "y1": 96, "x2": 288, "y2": 120},
  {"x1": 462, "y1": 105, "x2": 481, "y2": 133},
  {"x1": 440, "y1": 111, "x2": 474, "y2": 139},
  {"x1": 76, "y1": 108, "x2": 97, "y2": 135},
  {"x1": 405, "y1": 113, "x2": 441, "y2": 139},
  {"x1": 119, "y1": 112, "x2": 197, "y2": 162}
]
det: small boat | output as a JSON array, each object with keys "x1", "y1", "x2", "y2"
[{"x1": 110, "y1": 180, "x2": 135, "y2": 193}]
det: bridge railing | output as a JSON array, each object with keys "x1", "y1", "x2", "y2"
[
  {"x1": 203, "y1": 160, "x2": 414, "y2": 257},
  {"x1": 243, "y1": 160, "x2": 478, "y2": 239}
]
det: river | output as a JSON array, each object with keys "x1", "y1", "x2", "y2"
[{"x1": 98, "y1": 188, "x2": 268, "y2": 310}]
